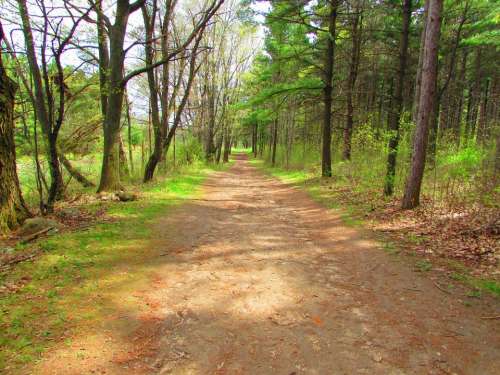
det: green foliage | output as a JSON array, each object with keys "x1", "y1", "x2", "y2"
[{"x1": 441, "y1": 146, "x2": 485, "y2": 179}]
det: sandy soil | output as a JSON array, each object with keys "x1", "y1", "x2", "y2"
[{"x1": 34, "y1": 154, "x2": 500, "y2": 375}]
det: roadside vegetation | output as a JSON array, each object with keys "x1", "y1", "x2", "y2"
[{"x1": 0, "y1": 161, "x2": 224, "y2": 370}]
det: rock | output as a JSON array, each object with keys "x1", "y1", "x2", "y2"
[
  {"x1": 116, "y1": 191, "x2": 138, "y2": 202},
  {"x1": 97, "y1": 192, "x2": 118, "y2": 201},
  {"x1": 17, "y1": 217, "x2": 60, "y2": 237}
]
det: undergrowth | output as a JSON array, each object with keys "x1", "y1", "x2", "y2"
[{"x1": 249, "y1": 150, "x2": 500, "y2": 298}]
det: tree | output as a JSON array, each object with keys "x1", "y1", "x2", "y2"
[
  {"x1": 402, "y1": 0, "x2": 443, "y2": 209},
  {"x1": 0, "y1": 23, "x2": 29, "y2": 233},
  {"x1": 384, "y1": 0, "x2": 412, "y2": 196},
  {"x1": 342, "y1": 0, "x2": 363, "y2": 161},
  {"x1": 16, "y1": 0, "x2": 90, "y2": 212},
  {"x1": 321, "y1": 0, "x2": 339, "y2": 177}
]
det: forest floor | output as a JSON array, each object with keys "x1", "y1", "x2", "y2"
[
  {"x1": 4, "y1": 154, "x2": 500, "y2": 374},
  {"x1": 1, "y1": 154, "x2": 500, "y2": 375}
]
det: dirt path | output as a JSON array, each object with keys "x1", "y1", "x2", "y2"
[{"x1": 36, "y1": 154, "x2": 499, "y2": 375}]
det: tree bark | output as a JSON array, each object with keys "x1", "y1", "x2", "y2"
[
  {"x1": 142, "y1": 2, "x2": 165, "y2": 182},
  {"x1": 402, "y1": 0, "x2": 443, "y2": 209},
  {"x1": 321, "y1": 0, "x2": 338, "y2": 177},
  {"x1": 342, "y1": 2, "x2": 362, "y2": 161},
  {"x1": 384, "y1": 0, "x2": 411, "y2": 196},
  {"x1": 412, "y1": 0, "x2": 429, "y2": 123},
  {"x1": 223, "y1": 124, "x2": 231, "y2": 162},
  {"x1": 465, "y1": 48, "x2": 482, "y2": 143},
  {"x1": 17, "y1": 0, "x2": 64, "y2": 211},
  {"x1": 59, "y1": 154, "x2": 95, "y2": 188},
  {"x1": 97, "y1": 0, "x2": 137, "y2": 192},
  {"x1": 271, "y1": 118, "x2": 278, "y2": 166},
  {"x1": 476, "y1": 78, "x2": 490, "y2": 144},
  {"x1": 0, "y1": 35, "x2": 30, "y2": 233}
]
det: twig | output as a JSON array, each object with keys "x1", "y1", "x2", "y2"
[
  {"x1": 433, "y1": 281, "x2": 452, "y2": 295},
  {"x1": 0, "y1": 253, "x2": 38, "y2": 271},
  {"x1": 403, "y1": 287, "x2": 422, "y2": 292},
  {"x1": 480, "y1": 315, "x2": 500, "y2": 320},
  {"x1": 19, "y1": 227, "x2": 55, "y2": 244}
]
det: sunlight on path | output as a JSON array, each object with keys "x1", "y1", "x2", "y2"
[{"x1": 35, "y1": 154, "x2": 500, "y2": 375}]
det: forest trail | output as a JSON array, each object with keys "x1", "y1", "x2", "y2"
[{"x1": 35, "y1": 154, "x2": 499, "y2": 375}]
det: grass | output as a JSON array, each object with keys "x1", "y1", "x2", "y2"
[
  {"x1": 0, "y1": 161, "x2": 225, "y2": 373},
  {"x1": 250, "y1": 153, "x2": 500, "y2": 298}
]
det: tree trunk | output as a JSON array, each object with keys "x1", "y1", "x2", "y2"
[
  {"x1": 321, "y1": 0, "x2": 338, "y2": 177},
  {"x1": 402, "y1": 0, "x2": 443, "y2": 209},
  {"x1": 59, "y1": 154, "x2": 95, "y2": 188},
  {"x1": 142, "y1": 3, "x2": 165, "y2": 182},
  {"x1": 126, "y1": 93, "x2": 134, "y2": 173},
  {"x1": 464, "y1": 48, "x2": 482, "y2": 143},
  {"x1": 271, "y1": 118, "x2": 278, "y2": 166},
  {"x1": 119, "y1": 134, "x2": 129, "y2": 178},
  {"x1": 384, "y1": 0, "x2": 412, "y2": 196},
  {"x1": 0, "y1": 44, "x2": 30, "y2": 233},
  {"x1": 454, "y1": 49, "x2": 468, "y2": 145},
  {"x1": 412, "y1": 0, "x2": 429, "y2": 123},
  {"x1": 495, "y1": 130, "x2": 500, "y2": 181},
  {"x1": 223, "y1": 126, "x2": 231, "y2": 163},
  {"x1": 215, "y1": 134, "x2": 223, "y2": 164},
  {"x1": 252, "y1": 122, "x2": 258, "y2": 157},
  {"x1": 476, "y1": 78, "x2": 490, "y2": 144},
  {"x1": 97, "y1": 1, "x2": 132, "y2": 192},
  {"x1": 342, "y1": 3, "x2": 362, "y2": 161},
  {"x1": 17, "y1": 0, "x2": 63, "y2": 211}
]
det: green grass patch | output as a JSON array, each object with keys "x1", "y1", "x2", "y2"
[
  {"x1": 0, "y1": 162, "x2": 223, "y2": 373},
  {"x1": 414, "y1": 259, "x2": 433, "y2": 272}
]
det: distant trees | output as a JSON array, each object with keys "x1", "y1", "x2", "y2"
[
  {"x1": 240, "y1": 0, "x2": 498, "y2": 209},
  {"x1": 0, "y1": 0, "x2": 250, "y2": 233},
  {"x1": 0, "y1": 0, "x2": 498, "y2": 233}
]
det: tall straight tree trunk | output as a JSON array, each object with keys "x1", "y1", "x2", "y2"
[
  {"x1": 119, "y1": 135, "x2": 129, "y2": 178},
  {"x1": 343, "y1": 3, "x2": 362, "y2": 161},
  {"x1": 454, "y1": 49, "x2": 468, "y2": 145},
  {"x1": 142, "y1": 3, "x2": 165, "y2": 182},
  {"x1": 252, "y1": 122, "x2": 258, "y2": 157},
  {"x1": 402, "y1": 0, "x2": 443, "y2": 209},
  {"x1": 384, "y1": 0, "x2": 412, "y2": 196},
  {"x1": 0, "y1": 39, "x2": 30, "y2": 233},
  {"x1": 412, "y1": 0, "x2": 429, "y2": 123},
  {"x1": 476, "y1": 79, "x2": 490, "y2": 144},
  {"x1": 428, "y1": 3, "x2": 467, "y2": 161},
  {"x1": 321, "y1": 0, "x2": 338, "y2": 177},
  {"x1": 125, "y1": 93, "x2": 134, "y2": 173},
  {"x1": 223, "y1": 125, "x2": 231, "y2": 162},
  {"x1": 464, "y1": 48, "x2": 482, "y2": 143},
  {"x1": 271, "y1": 118, "x2": 278, "y2": 166}
]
